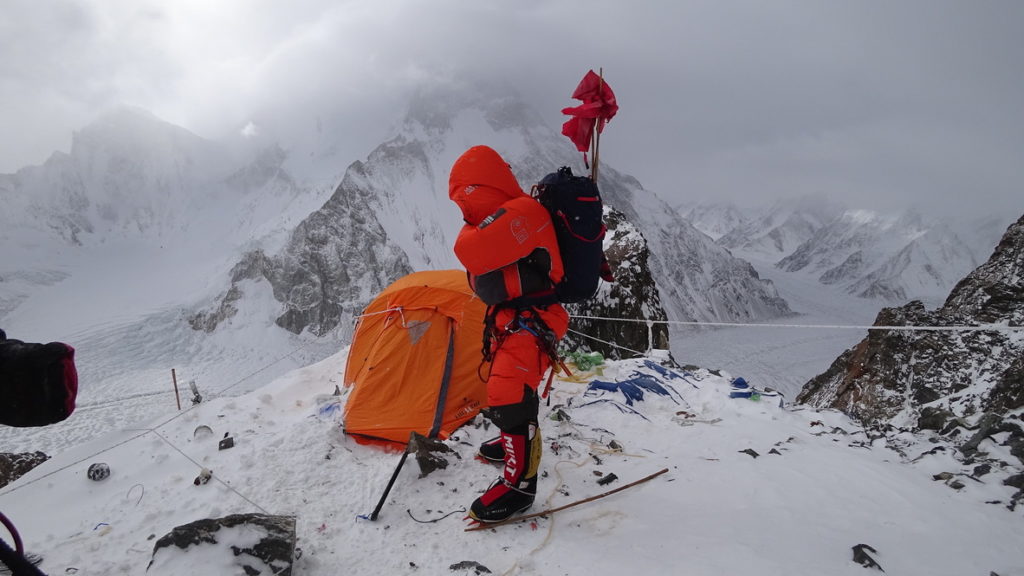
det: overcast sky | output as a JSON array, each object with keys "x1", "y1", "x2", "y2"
[{"x1": 2, "y1": 0, "x2": 1022, "y2": 218}]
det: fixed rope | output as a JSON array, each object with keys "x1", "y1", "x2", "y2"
[
  {"x1": 0, "y1": 342, "x2": 311, "y2": 497},
  {"x1": 569, "y1": 314, "x2": 1024, "y2": 333},
  {"x1": 567, "y1": 328, "x2": 647, "y2": 357}
]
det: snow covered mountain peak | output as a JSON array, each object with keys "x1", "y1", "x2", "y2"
[
  {"x1": 713, "y1": 195, "x2": 847, "y2": 261},
  {"x1": 0, "y1": 106, "x2": 235, "y2": 248},
  {"x1": 775, "y1": 206, "x2": 978, "y2": 304},
  {"x1": 192, "y1": 85, "x2": 793, "y2": 337},
  {"x1": 74, "y1": 105, "x2": 206, "y2": 153}
]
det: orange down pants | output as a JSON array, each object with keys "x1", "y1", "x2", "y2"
[{"x1": 486, "y1": 305, "x2": 569, "y2": 409}]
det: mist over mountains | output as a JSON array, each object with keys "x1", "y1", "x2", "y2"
[
  {"x1": 2, "y1": 87, "x2": 797, "y2": 344},
  {"x1": 0, "y1": 84, "x2": 802, "y2": 456},
  {"x1": 683, "y1": 195, "x2": 1012, "y2": 307}
]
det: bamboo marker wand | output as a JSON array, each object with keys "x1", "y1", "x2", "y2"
[{"x1": 592, "y1": 67, "x2": 604, "y2": 182}]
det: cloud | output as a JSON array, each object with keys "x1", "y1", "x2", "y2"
[{"x1": 1, "y1": 0, "x2": 1022, "y2": 219}]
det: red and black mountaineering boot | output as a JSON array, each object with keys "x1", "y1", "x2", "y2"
[
  {"x1": 477, "y1": 436, "x2": 505, "y2": 463},
  {"x1": 469, "y1": 422, "x2": 541, "y2": 522}
]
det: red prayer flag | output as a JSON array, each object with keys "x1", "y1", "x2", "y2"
[{"x1": 561, "y1": 70, "x2": 618, "y2": 154}]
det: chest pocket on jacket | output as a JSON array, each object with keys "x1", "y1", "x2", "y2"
[{"x1": 469, "y1": 248, "x2": 554, "y2": 306}]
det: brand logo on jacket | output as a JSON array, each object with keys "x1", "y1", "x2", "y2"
[{"x1": 511, "y1": 216, "x2": 528, "y2": 244}]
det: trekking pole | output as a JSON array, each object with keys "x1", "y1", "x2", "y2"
[{"x1": 366, "y1": 432, "x2": 415, "y2": 521}]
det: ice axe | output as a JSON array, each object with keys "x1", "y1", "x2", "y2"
[
  {"x1": 366, "y1": 435, "x2": 412, "y2": 521},
  {"x1": 364, "y1": 431, "x2": 451, "y2": 521}
]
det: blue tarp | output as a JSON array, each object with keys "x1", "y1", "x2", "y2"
[
  {"x1": 643, "y1": 360, "x2": 700, "y2": 389},
  {"x1": 585, "y1": 375, "x2": 679, "y2": 406}
]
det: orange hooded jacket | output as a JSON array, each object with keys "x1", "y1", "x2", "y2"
[
  {"x1": 449, "y1": 145, "x2": 564, "y2": 304},
  {"x1": 448, "y1": 146, "x2": 568, "y2": 407}
]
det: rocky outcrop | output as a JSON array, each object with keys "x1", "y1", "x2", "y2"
[
  {"x1": 0, "y1": 451, "x2": 49, "y2": 488},
  {"x1": 190, "y1": 166, "x2": 412, "y2": 336},
  {"x1": 565, "y1": 207, "x2": 670, "y2": 359},
  {"x1": 148, "y1": 513, "x2": 296, "y2": 576},
  {"x1": 797, "y1": 214, "x2": 1024, "y2": 464}
]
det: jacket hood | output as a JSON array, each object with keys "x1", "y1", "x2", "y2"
[{"x1": 449, "y1": 145, "x2": 527, "y2": 225}]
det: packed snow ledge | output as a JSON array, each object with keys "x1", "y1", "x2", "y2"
[{"x1": 2, "y1": 351, "x2": 1022, "y2": 576}]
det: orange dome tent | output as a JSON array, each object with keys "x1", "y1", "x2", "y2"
[{"x1": 343, "y1": 270, "x2": 490, "y2": 445}]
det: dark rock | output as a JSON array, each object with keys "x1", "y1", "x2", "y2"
[
  {"x1": 940, "y1": 419, "x2": 967, "y2": 436},
  {"x1": 739, "y1": 449, "x2": 759, "y2": 459},
  {"x1": 851, "y1": 543, "x2": 884, "y2": 572},
  {"x1": 0, "y1": 451, "x2": 49, "y2": 489},
  {"x1": 148, "y1": 513, "x2": 296, "y2": 575},
  {"x1": 986, "y1": 354, "x2": 1024, "y2": 413},
  {"x1": 912, "y1": 386, "x2": 943, "y2": 405},
  {"x1": 189, "y1": 284, "x2": 244, "y2": 333},
  {"x1": 449, "y1": 560, "x2": 492, "y2": 574},
  {"x1": 961, "y1": 413, "x2": 1004, "y2": 457},
  {"x1": 918, "y1": 407, "x2": 954, "y2": 431},
  {"x1": 915, "y1": 446, "x2": 946, "y2": 460},
  {"x1": 410, "y1": 433, "x2": 454, "y2": 478},
  {"x1": 1004, "y1": 473, "x2": 1024, "y2": 490},
  {"x1": 973, "y1": 464, "x2": 992, "y2": 477},
  {"x1": 1006, "y1": 435, "x2": 1024, "y2": 465}
]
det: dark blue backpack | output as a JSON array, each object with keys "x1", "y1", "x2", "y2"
[{"x1": 534, "y1": 167, "x2": 607, "y2": 303}]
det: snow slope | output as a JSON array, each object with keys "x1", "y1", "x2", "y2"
[
  {"x1": 2, "y1": 354, "x2": 1021, "y2": 576},
  {"x1": 671, "y1": 252, "x2": 883, "y2": 398}
]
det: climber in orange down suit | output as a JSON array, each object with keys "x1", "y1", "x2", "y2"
[{"x1": 449, "y1": 145, "x2": 568, "y2": 522}]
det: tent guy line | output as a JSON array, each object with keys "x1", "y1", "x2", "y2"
[
  {"x1": 0, "y1": 340, "x2": 313, "y2": 498},
  {"x1": 149, "y1": 428, "x2": 271, "y2": 514}
]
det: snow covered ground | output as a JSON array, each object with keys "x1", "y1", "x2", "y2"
[
  {"x1": 3, "y1": 194, "x2": 1021, "y2": 575},
  {"x1": 2, "y1": 353, "x2": 1022, "y2": 576}
]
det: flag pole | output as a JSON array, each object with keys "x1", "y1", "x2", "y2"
[{"x1": 592, "y1": 68, "x2": 604, "y2": 182}]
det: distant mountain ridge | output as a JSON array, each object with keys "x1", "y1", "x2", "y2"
[
  {"x1": 195, "y1": 85, "x2": 793, "y2": 335},
  {"x1": 778, "y1": 209, "x2": 980, "y2": 304},
  {"x1": 0, "y1": 106, "x2": 327, "y2": 252},
  {"x1": 714, "y1": 196, "x2": 845, "y2": 262},
  {"x1": 683, "y1": 197, "x2": 1007, "y2": 306}
]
